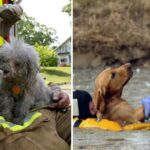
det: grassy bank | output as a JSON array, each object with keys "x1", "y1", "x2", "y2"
[
  {"x1": 41, "y1": 67, "x2": 71, "y2": 84},
  {"x1": 74, "y1": 0, "x2": 150, "y2": 68}
]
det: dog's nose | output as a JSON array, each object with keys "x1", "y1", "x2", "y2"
[
  {"x1": 125, "y1": 63, "x2": 133, "y2": 76},
  {"x1": 124, "y1": 63, "x2": 131, "y2": 69}
]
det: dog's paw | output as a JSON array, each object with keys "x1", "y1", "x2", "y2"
[
  {"x1": 96, "y1": 111, "x2": 103, "y2": 122},
  {"x1": 96, "y1": 118, "x2": 101, "y2": 122}
]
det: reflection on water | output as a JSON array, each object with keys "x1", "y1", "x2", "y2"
[{"x1": 73, "y1": 67, "x2": 150, "y2": 150}]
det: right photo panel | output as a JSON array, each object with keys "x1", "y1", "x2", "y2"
[{"x1": 73, "y1": 0, "x2": 150, "y2": 149}]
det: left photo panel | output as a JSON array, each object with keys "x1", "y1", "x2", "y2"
[{"x1": 0, "y1": 0, "x2": 71, "y2": 149}]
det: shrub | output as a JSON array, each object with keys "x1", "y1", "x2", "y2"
[{"x1": 35, "y1": 44, "x2": 58, "y2": 66}]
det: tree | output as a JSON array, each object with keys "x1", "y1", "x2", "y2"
[
  {"x1": 17, "y1": 13, "x2": 57, "y2": 46},
  {"x1": 35, "y1": 44, "x2": 58, "y2": 66},
  {"x1": 62, "y1": 1, "x2": 71, "y2": 16}
]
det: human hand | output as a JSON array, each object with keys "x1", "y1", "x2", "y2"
[{"x1": 51, "y1": 91, "x2": 70, "y2": 108}]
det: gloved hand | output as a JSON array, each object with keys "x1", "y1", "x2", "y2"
[
  {"x1": 141, "y1": 96, "x2": 150, "y2": 121},
  {"x1": 52, "y1": 91, "x2": 70, "y2": 108}
]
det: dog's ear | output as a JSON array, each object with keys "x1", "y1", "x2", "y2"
[
  {"x1": 28, "y1": 60, "x2": 39, "y2": 75},
  {"x1": 93, "y1": 85, "x2": 106, "y2": 115},
  {"x1": 26, "y1": 59, "x2": 40, "y2": 87}
]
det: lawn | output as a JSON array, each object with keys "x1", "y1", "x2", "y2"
[{"x1": 40, "y1": 67, "x2": 71, "y2": 84}]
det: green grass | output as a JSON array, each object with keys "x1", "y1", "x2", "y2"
[{"x1": 40, "y1": 67, "x2": 71, "y2": 84}]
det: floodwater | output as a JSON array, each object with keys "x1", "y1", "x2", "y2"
[{"x1": 73, "y1": 67, "x2": 150, "y2": 150}]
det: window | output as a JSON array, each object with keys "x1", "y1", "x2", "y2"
[{"x1": 61, "y1": 58, "x2": 67, "y2": 62}]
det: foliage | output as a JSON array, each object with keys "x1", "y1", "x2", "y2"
[
  {"x1": 62, "y1": 1, "x2": 71, "y2": 16},
  {"x1": 17, "y1": 13, "x2": 57, "y2": 46},
  {"x1": 35, "y1": 44, "x2": 58, "y2": 67},
  {"x1": 41, "y1": 67, "x2": 71, "y2": 84}
]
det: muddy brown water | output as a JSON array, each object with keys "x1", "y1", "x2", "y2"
[{"x1": 73, "y1": 67, "x2": 150, "y2": 150}]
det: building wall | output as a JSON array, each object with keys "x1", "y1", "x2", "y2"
[
  {"x1": 57, "y1": 37, "x2": 71, "y2": 65},
  {"x1": 58, "y1": 39, "x2": 71, "y2": 54}
]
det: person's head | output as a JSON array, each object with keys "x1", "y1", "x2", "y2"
[{"x1": 73, "y1": 90, "x2": 96, "y2": 119}]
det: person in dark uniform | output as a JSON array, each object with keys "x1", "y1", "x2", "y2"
[{"x1": 73, "y1": 90, "x2": 96, "y2": 119}]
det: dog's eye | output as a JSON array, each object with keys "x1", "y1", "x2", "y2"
[
  {"x1": 111, "y1": 72, "x2": 116, "y2": 79},
  {"x1": 14, "y1": 62, "x2": 20, "y2": 68},
  {"x1": 1, "y1": 59, "x2": 7, "y2": 63}
]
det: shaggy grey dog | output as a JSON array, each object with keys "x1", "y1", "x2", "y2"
[{"x1": 0, "y1": 39, "x2": 55, "y2": 124}]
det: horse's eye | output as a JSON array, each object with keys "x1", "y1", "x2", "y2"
[{"x1": 111, "y1": 72, "x2": 116, "y2": 79}]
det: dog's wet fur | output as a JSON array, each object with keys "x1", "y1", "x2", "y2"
[{"x1": 93, "y1": 63, "x2": 144, "y2": 125}]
